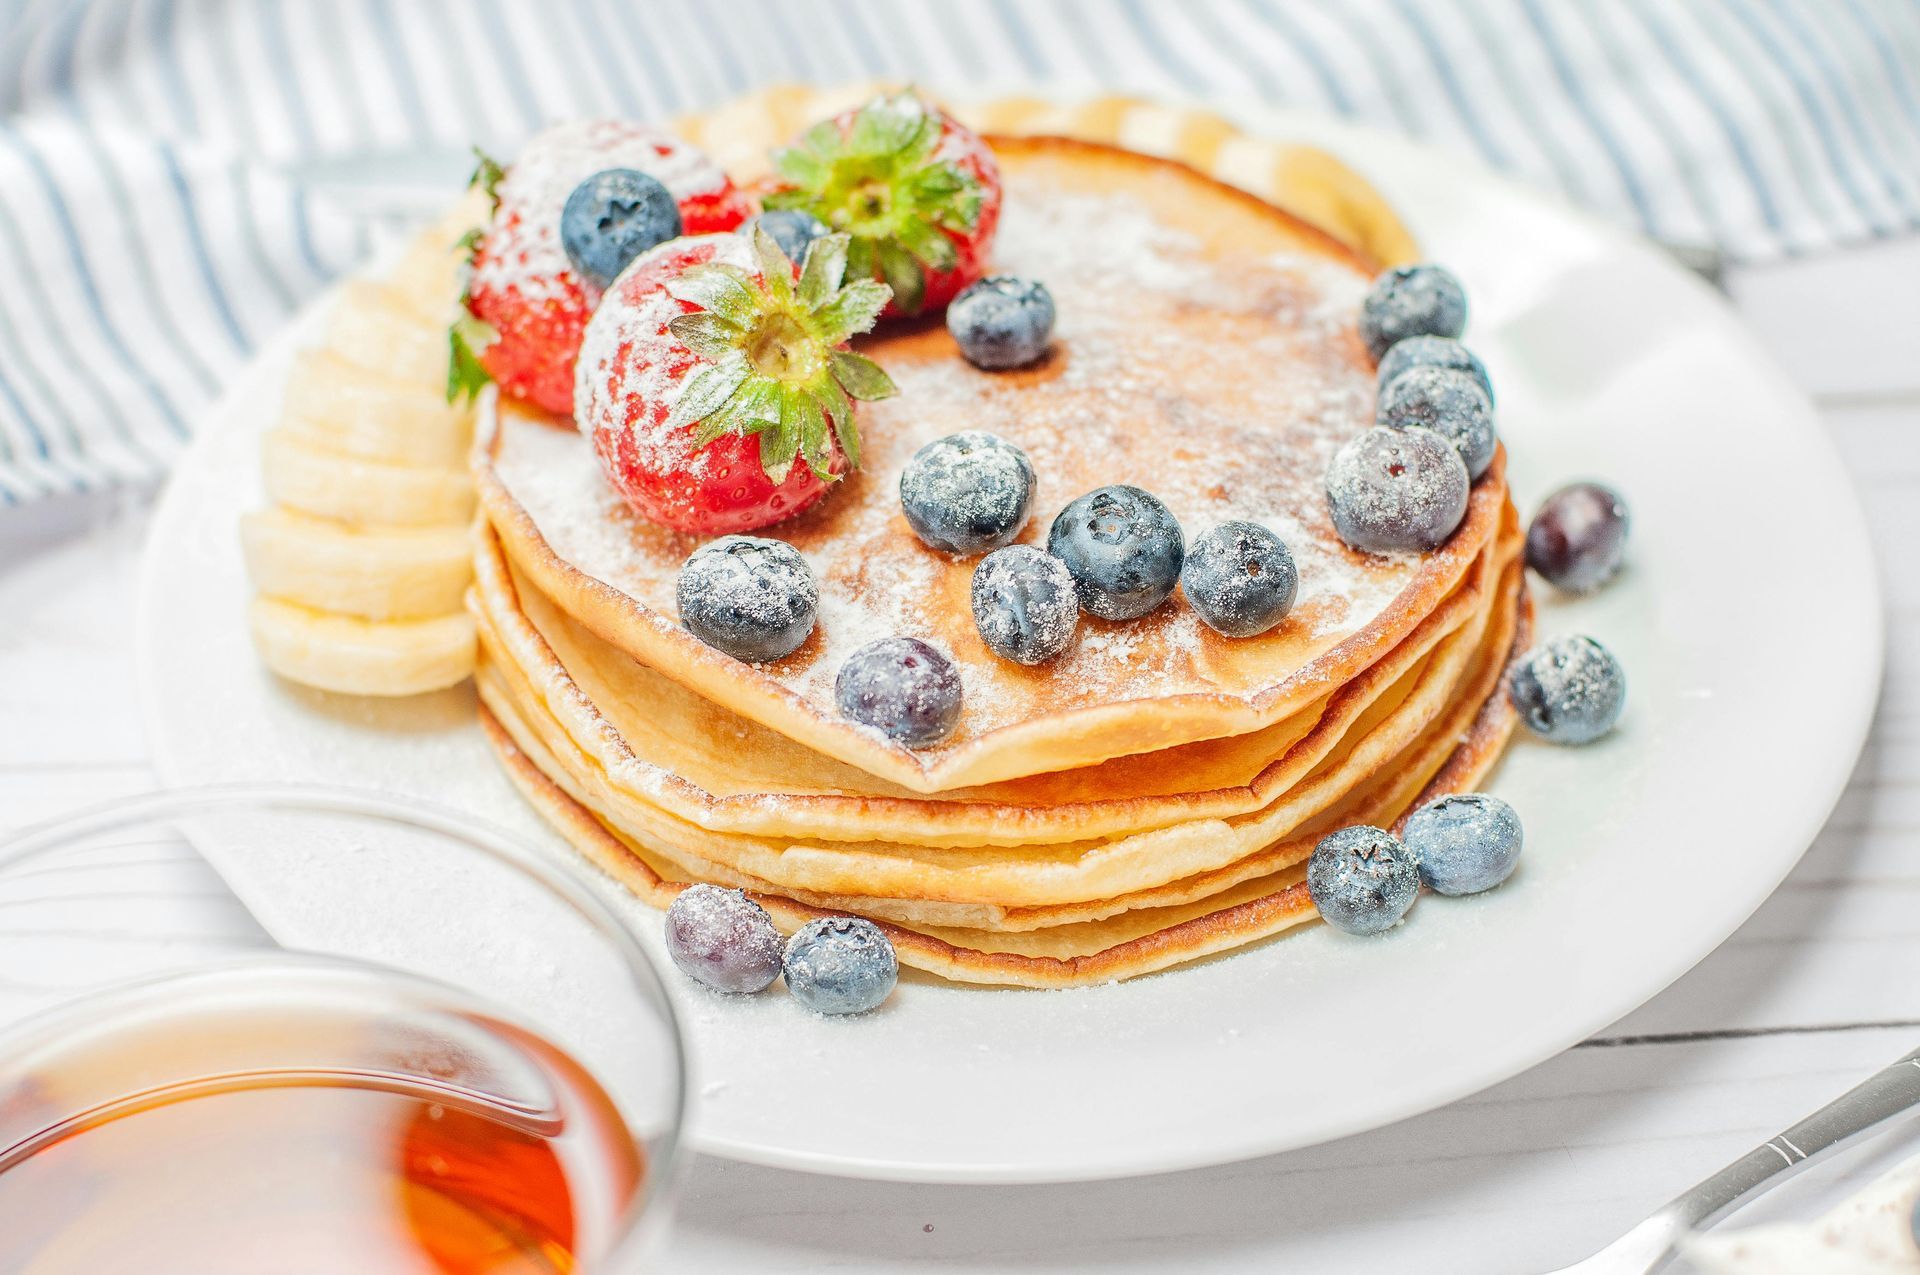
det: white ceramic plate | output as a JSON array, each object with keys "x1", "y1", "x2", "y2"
[{"x1": 136, "y1": 107, "x2": 1881, "y2": 1184}]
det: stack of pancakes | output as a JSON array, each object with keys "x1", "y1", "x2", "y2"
[{"x1": 470, "y1": 132, "x2": 1528, "y2": 987}]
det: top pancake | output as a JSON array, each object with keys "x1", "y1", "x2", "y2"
[{"x1": 477, "y1": 136, "x2": 1509, "y2": 793}]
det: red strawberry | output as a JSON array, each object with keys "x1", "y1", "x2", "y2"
[
  {"x1": 577, "y1": 228, "x2": 896, "y2": 535},
  {"x1": 450, "y1": 120, "x2": 753, "y2": 414},
  {"x1": 762, "y1": 91, "x2": 1001, "y2": 318}
]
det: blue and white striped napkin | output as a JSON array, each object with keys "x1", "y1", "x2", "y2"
[{"x1": 1, "y1": 0, "x2": 1917, "y2": 505}]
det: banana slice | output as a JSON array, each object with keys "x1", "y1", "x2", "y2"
[
  {"x1": 262, "y1": 429, "x2": 473, "y2": 527},
  {"x1": 249, "y1": 597, "x2": 476, "y2": 697},
  {"x1": 278, "y1": 348, "x2": 472, "y2": 469},
  {"x1": 326, "y1": 279, "x2": 451, "y2": 388},
  {"x1": 386, "y1": 188, "x2": 491, "y2": 322},
  {"x1": 241, "y1": 507, "x2": 471, "y2": 621}
]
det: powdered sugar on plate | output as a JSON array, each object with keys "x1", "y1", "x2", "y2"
[{"x1": 493, "y1": 175, "x2": 1430, "y2": 759}]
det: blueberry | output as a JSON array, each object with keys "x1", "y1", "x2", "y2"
[
  {"x1": 971, "y1": 545, "x2": 1079, "y2": 664},
  {"x1": 664, "y1": 884, "x2": 783, "y2": 994},
  {"x1": 1325, "y1": 425, "x2": 1470, "y2": 554},
  {"x1": 1402, "y1": 793, "x2": 1523, "y2": 895},
  {"x1": 677, "y1": 536, "x2": 816, "y2": 663},
  {"x1": 1526, "y1": 482, "x2": 1630, "y2": 593},
  {"x1": 1180, "y1": 521, "x2": 1298, "y2": 638},
  {"x1": 1377, "y1": 365, "x2": 1497, "y2": 479},
  {"x1": 744, "y1": 209, "x2": 830, "y2": 264},
  {"x1": 561, "y1": 168, "x2": 684, "y2": 292},
  {"x1": 898, "y1": 431, "x2": 1036, "y2": 555},
  {"x1": 1047, "y1": 486, "x2": 1186, "y2": 621},
  {"x1": 1360, "y1": 263, "x2": 1468, "y2": 362},
  {"x1": 1510, "y1": 635, "x2": 1626, "y2": 745},
  {"x1": 1307, "y1": 825, "x2": 1421, "y2": 935},
  {"x1": 783, "y1": 916, "x2": 898, "y2": 1015},
  {"x1": 1378, "y1": 335, "x2": 1493, "y2": 406},
  {"x1": 835, "y1": 637, "x2": 963, "y2": 747},
  {"x1": 947, "y1": 276, "x2": 1055, "y2": 370}
]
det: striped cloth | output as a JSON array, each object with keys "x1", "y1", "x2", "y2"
[{"x1": 1, "y1": 0, "x2": 1917, "y2": 505}]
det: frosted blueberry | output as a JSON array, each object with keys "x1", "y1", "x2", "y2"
[
  {"x1": 677, "y1": 536, "x2": 817, "y2": 663},
  {"x1": 1180, "y1": 521, "x2": 1298, "y2": 638},
  {"x1": 561, "y1": 169, "x2": 684, "y2": 292},
  {"x1": 1378, "y1": 334, "x2": 1494, "y2": 406},
  {"x1": 835, "y1": 637, "x2": 963, "y2": 747},
  {"x1": 898, "y1": 431, "x2": 1036, "y2": 555},
  {"x1": 1526, "y1": 482, "x2": 1630, "y2": 593},
  {"x1": 1376, "y1": 365, "x2": 1497, "y2": 479},
  {"x1": 1325, "y1": 426, "x2": 1470, "y2": 554},
  {"x1": 784, "y1": 916, "x2": 898, "y2": 1015},
  {"x1": 1510, "y1": 635, "x2": 1626, "y2": 745},
  {"x1": 971, "y1": 545, "x2": 1079, "y2": 664},
  {"x1": 1307, "y1": 825, "x2": 1421, "y2": 935},
  {"x1": 664, "y1": 885, "x2": 783, "y2": 994},
  {"x1": 1047, "y1": 485, "x2": 1186, "y2": 621},
  {"x1": 1360, "y1": 263, "x2": 1467, "y2": 361},
  {"x1": 947, "y1": 276, "x2": 1055, "y2": 370},
  {"x1": 743, "y1": 209, "x2": 830, "y2": 263},
  {"x1": 1402, "y1": 793, "x2": 1524, "y2": 895}
]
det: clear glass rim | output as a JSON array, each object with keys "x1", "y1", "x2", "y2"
[{"x1": 0, "y1": 780, "x2": 689, "y2": 1271}]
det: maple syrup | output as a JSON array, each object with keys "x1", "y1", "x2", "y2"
[{"x1": 0, "y1": 961, "x2": 649, "y2": 1274}]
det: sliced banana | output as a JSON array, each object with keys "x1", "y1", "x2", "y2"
[
  {"x1": 278, "y1": 348, "x2": 472, "y2": 469},
  {"x1": 386, "y1": 188, "x2": 490, "y2": 322},
  {"x1": 249, "y1": 597, "x2": 476, "y2": 697},
  {"x1": 241, "y1": 507, "x2": 471, "y2": 621},
  {"x1": 326, "y1": 279, "x2": 452, "y2": 388},
  {"x1": 262, "y1": 428, "x2": 474, "y2": 527}
]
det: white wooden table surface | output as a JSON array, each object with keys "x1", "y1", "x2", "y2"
[{"x1": 2, "y1": 237, "x2": 1918, "y2": 1273}]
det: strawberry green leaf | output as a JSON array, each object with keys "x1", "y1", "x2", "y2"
[
  {"x1": 666, "y1": 265, "x2": 761, "y2": 327},
  {"x1": 818, "y1": 376, "x2": 857, "y2": 470},
  {"x1": 668, "y1": 312, "x2": 745, "y2": 361},
  {"x1": 469, "y1": 147, "x2": 505, "y2": 213},
  {"x1": 446, "y1": 315, "x2": 497, "y2": 405},
  {"x1": 810, "y1": 278, "x2": 891, "y2": 346},
  {"x1": 876, "y1": 240, "x2": 924, "y2": 316},
  {"x1": 797, "y1": 233, "x2": 850, "y2": 306},
  {"x1": 750, "y1": 226, "x2": 794, "y2": 302},
  {"x1": 830, "y1": 349, "x2": 897, "y2": 401},
  {"x1": 896, "y1": 217, "x2": 958, "y2": 272},
  {"x1": 667, "y1": 352, "x2": 749, "y2": 429},
  {"x1": 758, "y1": 412, "x2": 801, "y2": 484}
]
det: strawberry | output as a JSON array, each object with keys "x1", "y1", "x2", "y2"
[
  {"x1": 577, "y1": 227, "x2": 896, "y2": 535},
  {"x1": 450, "y1": 119, "x2": 754, "y2": 414},
  {"x1": 761, "y1": 90, "x2": 1001, "y2": 318}
]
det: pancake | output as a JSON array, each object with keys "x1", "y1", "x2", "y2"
[
  {"x1": 479, "y1": 579, "x2": 1525, "y2": 987},
  {"x1": 475, "y1": 136, "x2": 1511, "y2": 794},
  {"x1": 469, "y1": 526, "x2": 1523, "y2": 914},
  {"x1": 467, "y1": 509, "x2": 1511, "y2": 846}
]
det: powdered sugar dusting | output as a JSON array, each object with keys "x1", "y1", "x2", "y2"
[
  {"x1": 495, "y1": 171, "x2": 1434, "y2": 759},
  {"x1": 473, "y1": 119, "x2": 734, "y2": 304}
]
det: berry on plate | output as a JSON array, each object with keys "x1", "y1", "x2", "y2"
[
  {"x1": 898, "y1": 431, "x2": 1036, "y2": 555},
  {"x1": 453, "y1": 120, "x2": 752, "y2": 414},
  {"x1": 947, "y1": 276, "x2": 1055, "y2": 369},
  {"x1": 744, "y1": 209, "x2": 832, "y2": 264},
  {"x1": 1359, "y1": 263, "x2": 1467, "y2": 362},
  {"x1": 665, "y1": 884, "x2": 784, "y2": 993},
  {"x1": 1526, "y1": 482, "x2": 1630, "y2": 593},
  {"x1": 971, "y1": 544, "x2": 1079, "y2": 665},
  {"x1": 835, "y1": 637, "x2": 963, "y2": 747},
  {"x1": 783, "y1": 917, "x2": 898, "y2": 1015},
  {"x1": 1047, "y1": 486, "x2": 1186, "y2": 621},
  {"x1": 1378, "y1": 334, "x2": 1493, "y2": 406},
  {"x1": 561, "y1": 168, "x2": 684, "y2": 292},
  {"x1": 1307, "y1": 825, "x2": 1421, "y2": 935},
  {"x1": 677, "y1": 535, "x2": 817, "y2": 662},
  {"x1": 1325, "y1": 425, "x2": 1470, "y2": 553},
  {"x1": 1510, "y1": 634, "x2": 1626, "y2": 745},
  {"x1": 762, "y1": 90, "x2": 1001, "y2": 317},
  {"x1": 1180, "y1": 521, "x2": 1298, "y2": 638},
  {"x1": 1376, "y1": 364, "x2": 1497, "y2": 479},
  {"x1": 577, "y1": 227, "x2": 896, "y2": 534},
  {"x1": 1402, "y1": 793, "x2": 1524, "y2": 895}
]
